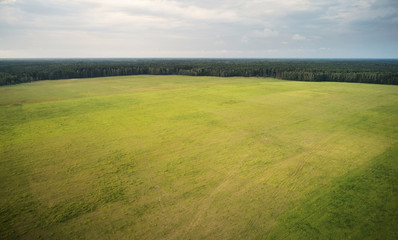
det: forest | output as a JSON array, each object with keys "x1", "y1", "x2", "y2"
[{"x1": 0, "y1": 58, "x2": 397, "y2": 85}]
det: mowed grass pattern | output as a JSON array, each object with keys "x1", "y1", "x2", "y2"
[{"x1": 0, "y1": 75, "x2": 397, "y2": 239}]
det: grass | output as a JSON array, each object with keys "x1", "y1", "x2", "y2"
[
  {"x1": 269, "y1": 144, "x2": 398, "y2": 240},
  {"x1": 0, "y1": 75, "x2": 397, "y2": 239}
]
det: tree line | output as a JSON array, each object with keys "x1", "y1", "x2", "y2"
[{"x1": 1, "y1": 59, "x2": 397, "y2": 85}]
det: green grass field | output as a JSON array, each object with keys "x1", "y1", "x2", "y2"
[{"x1": 1, "y1": 75, "x2": 397, "y2": 239}]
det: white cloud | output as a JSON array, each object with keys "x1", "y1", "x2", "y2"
[
  {"x1": 292, "y1": 34, "x2": 306, "y2": 40},
  {"x1": 241, "y1": 36, "x2": 249, "y2": 43},
  {"x1": 323, "y1": 0, "x2": 397, "y2": 25},
  {"x1": 84, "y1": 0, "x2": 239, "y2": 23},
  {"x1": 0, "y1": 0, "x2": 397, "y2": 58},
  {"x1": 252, "y1": 28, "x2": 279, "y2": 38},
  {"x1": 0, "y1": 0, "x2": 16, "y2": 4},
  {"x1": 0, "y1": 49, "x2": 22, "y2": 57}
]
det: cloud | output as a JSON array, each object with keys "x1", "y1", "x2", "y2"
[
  {"x1": 252, "y1": 28, "x2": 279, "y2": 38},
  {"x1": 0, "y1": 0, "x2": 397, "y2": 58},
  {"x1": 0, "y1": 0, "x2": 16, "y2": 4},
  {"x1": 84, "y1": 0, "x2": 239, "y2": 23},
  {"x1": 323, "y1": 0, "x2": 398, "y2": 25},
  {"x1": 292, "y1": 34, "x2": 306, "y2": 40}
]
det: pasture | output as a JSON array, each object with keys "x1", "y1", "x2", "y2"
[{"x1": 1, "y1": 75, "x2": 397, "y2": 239}]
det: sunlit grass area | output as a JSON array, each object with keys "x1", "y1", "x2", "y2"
[{"x1": 1, "y1": 75, "x2": 397, "y2": 239}]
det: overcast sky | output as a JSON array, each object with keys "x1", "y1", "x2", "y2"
[{"x1": 0, "y1": 0, "x2": 397, "y2": 58}]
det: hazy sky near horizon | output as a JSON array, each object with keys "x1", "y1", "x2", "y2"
[{"x1": 0, "y1": 0, "x2": 397, "y2": 58}]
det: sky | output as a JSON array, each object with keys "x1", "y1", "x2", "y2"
[{"x1": 0, "y1": 0, "x2": 397, "y2": 58}]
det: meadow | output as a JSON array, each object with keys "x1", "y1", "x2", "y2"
[{"x1": 0, "y1": 75, "x2": 397, "y2": 239}]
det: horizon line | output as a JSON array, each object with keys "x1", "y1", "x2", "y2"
[{"x1": 1, "y1": 57, "x2": 398, "y2": 60}]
